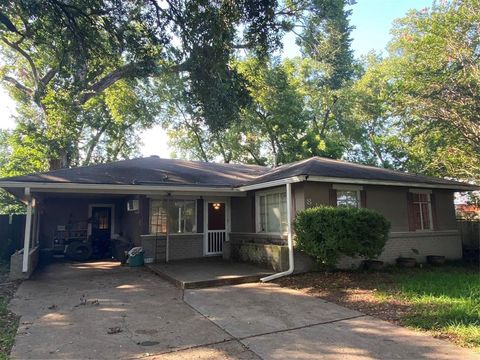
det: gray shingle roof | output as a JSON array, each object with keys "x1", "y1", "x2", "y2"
[
  {"x1": 0, "y1": 155, "x2": 476, "y2": 190},
  {"x1": 246, "y1": 157, "x2": 477, "y2": 189},
  {"x1": 1, "y1": 156, "x2": 269, "y2": 187}
]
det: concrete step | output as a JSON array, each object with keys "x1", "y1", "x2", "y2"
[{"x1": 146, "y1": 261, "x2": 273, "y2": 289}]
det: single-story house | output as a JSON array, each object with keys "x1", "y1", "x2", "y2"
[{"x1": 0, "y1": 156, "x2": 477, "y2": 278}]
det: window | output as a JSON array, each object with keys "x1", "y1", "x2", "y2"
[
  {"x1": 411, "y1": 192, "x2": 432, "y2": 231},
  {"x1": 150, "y1": 201, "x2": 167, "y2": 233},
  {"x1": 256, "y1": 190, "x2": 287, "y2": 234},
  {"x1": 150, "y1": 200, "x2": 197, "y2": 234},
  {"x1": 337, "y1": 190, "x2": 360, "y2": 208}
]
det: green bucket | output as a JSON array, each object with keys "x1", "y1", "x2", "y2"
[{"x1": 129, "y1": 251, "x2": 144, "y2": 267}]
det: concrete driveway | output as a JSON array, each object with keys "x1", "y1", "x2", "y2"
[{"x1": 9, "y1": 262, "x2": 480, "y2": 360}]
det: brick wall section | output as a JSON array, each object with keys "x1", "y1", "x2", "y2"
[
  {"x1": 168, "y1": 234, "x2": 204, "y2": 260},
  {"x1": 140, "y1": 235, "x2": 164, "y2": 261},
  {"x1": 384, "y1": 230, "x2": 462, "y2": 261},
  {"x1": 337, "y1": 230, "x2": 462, "y2": 268},
  {"x1": 141, "y1": 234, "x2": 203, "y2": 261},
  {"x1": 229, "y1": 232, "x2": 287, "y2": 245}
]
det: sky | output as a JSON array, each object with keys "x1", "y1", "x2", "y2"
[{"x1": 0, "y1": 0, "x2": 432, "y2": 158}]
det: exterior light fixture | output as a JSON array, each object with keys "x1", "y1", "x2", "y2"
[{"x1": 212, "y1": 203, "x2": 221, "y2": 210}]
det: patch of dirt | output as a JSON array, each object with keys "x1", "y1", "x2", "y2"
[
  {"x1": 0, "y1": 269, "x2": 21, "y2": 358},
  {"x1": 0, "y1": 280, "x2": 19, "y2": 303},
  {"x1": 275, "y1": 271, "x2": 412, "y2": 323}
]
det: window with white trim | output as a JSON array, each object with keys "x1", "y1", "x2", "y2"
[
  {"x1": 336, "y1": 190, "x2": 360, "y2": 208},
  {"x1": 256, "y1": 190, "x2": 287, "y2": 234},
  {"x1": 150, "y1": 200, "x2": 197, "y2": 234},
  {"x1": 411, "y1": 192, "x2": 432, "y2": 230}
]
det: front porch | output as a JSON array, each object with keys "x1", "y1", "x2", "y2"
[{"x1": 147, "y1": 257, "x2": 273, "y2": 289}]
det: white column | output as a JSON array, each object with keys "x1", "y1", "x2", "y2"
[
  {"x1": 35, "y1": 211, "x2": 41, "y2": 246},
  {"x1": 22, "y1": 199, "x2": 33, "y2": 273}
]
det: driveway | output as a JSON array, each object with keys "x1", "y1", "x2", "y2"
[{"x1": 9, "y1": 262, "x2": 480, "y2": 360}]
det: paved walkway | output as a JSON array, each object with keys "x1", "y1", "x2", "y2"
[{"x1": 9, "y1": 262, "x2": 480, "y2": 359}]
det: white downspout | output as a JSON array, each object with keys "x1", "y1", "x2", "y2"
[
  {"x1": 166, "y1": 198, "x2": 170, "y2": 263},
  {"x1": 261, "y1": 182, "x2": 294, "y2": 282},
  {"x1": 22, "y1": 196, "x2": 33, "y2": 273}
]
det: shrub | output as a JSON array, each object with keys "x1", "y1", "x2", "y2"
[{"x1": 294, "y1": 206, "x2": 391, "y2": 267}]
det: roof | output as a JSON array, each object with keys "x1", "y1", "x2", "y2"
[
  {"x1": 246, "y1": 157, "x2": 477, "y2": 189},
  {"x1": 0, "y1": 156, "x2": 269, "y2": 187},
  {"x1": 0, "y1": 155, "x2": 477, "y2": 191}
]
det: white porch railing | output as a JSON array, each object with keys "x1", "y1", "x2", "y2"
[{"x1": 206, "y1": 230, "x2": 226, "y2": 255}]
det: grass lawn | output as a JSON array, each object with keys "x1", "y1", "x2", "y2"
[
  {"x1": 276, "y1": 264, "x2": 480, "y2": 350},
  {"x1": 0, "y1": 262, "x2": 19, "y2": 360},
  {"x1": 378, "y1": 265, "x2": 480, "y2": 349}
]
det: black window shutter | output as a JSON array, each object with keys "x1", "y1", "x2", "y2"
[
  {"x1": 197, "y1": 199, "x2": 204, "y2": 233},
  {"x1": 430, "y1": 193, "x2": 439, "y2": 230},
  {"x1": 329, "y1": 188, "x2": 337, "y2": 207},
  {"x1": 360, "y1": 190, "x2": 367, "y2": 208},
  {"x1": 407, "y1": 192, "x2": 416, "y2": 231}
]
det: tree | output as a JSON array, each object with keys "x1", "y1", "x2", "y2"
[
  {"x1": 351, "y1": 0, "x2": 480, "y2": 180},
  {"x1": 296, "y1": 0, "x2": 356, "y2": 159},
  {"x1": 345, "y1": 52, "x2": 409, "y2": 169},
  {"x1": 165, "y1": 0, "x2": 358, "y2": 166},
  {"x1": 0, "y1": 0, "x2": 291, "y2": 169}
]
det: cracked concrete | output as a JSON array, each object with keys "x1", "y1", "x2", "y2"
[{"x1": 9, "y1": 262, "x2": 480, "y2": 360}]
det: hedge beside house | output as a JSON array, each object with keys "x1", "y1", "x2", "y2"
[{"x1": 294, "y1": 206, "x2": 390, "y2": 267}]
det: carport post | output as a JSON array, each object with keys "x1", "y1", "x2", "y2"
[{"x1": 22, "y1": 196, "x2": 33, "y2": 273}]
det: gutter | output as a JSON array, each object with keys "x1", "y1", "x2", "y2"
[
  {"x1": 238, "y1": 176, "x2": 306, "y2": 192},
  {"x1": 305, "y1": 176, "x2": 479, "y2": 191},
  {"x1": 261, "y1": 182, "x2": 294, "y2": 282},
  {"x1": 1, "y1": 173, "x2": 476, "y2": 194},
  {"x1": 0, "y1": 181, "x2": 244, "y2": 195}
]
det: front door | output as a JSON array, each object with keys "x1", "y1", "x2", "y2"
[
  {"x1": 205, "y1": 202, "x2": 226, "y2": 255},
  {"x1": 91, "y1": 207, "x2": 112, "y2": 257}
]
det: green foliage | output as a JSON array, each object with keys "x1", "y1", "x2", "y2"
[
  {"x1": 0, "y1": 297, "x2": 18, "y2": 360},
  {"x1": 0, "y1": 0, "x2": 296, "y2": 170},
  {"x1": 294, "y1": 206, "x2": 390, "y2": 266},
  {"x1": 164, "y1": 0, "x2": 357, "y2": 166},
  {"x1": 351, "y1": 0, "x2": 480, "y2": 181}
]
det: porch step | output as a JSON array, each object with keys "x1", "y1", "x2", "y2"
[{"x1": 145, "y1": 261, "x2": 273, "y2": 289}]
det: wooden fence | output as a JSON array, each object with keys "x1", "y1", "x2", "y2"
[
  {"x1": 0, "y1": 214, "x2": 26, "y2": 261},
  {"x1": 457, "y1": 219, "x2": 480, "y2": 250}
]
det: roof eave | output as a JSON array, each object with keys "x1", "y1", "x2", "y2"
[
  {"x1": 305, "y1": 175, "x2": 479, "y2": 191},
  {"x1": 0, "y1": 181, "x2": 245, "y2": 196}
]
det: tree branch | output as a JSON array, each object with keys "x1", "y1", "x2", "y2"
[
  {"x1": 0, "y1": 11, "x2": 19, "y2": 34},
  {"x1": 40, "y1": 69, "x2": 57, "y2": 87},
  {"x1": 2, "y1": 75, "x2": 33, "y2": 95},
  {"x1": 78, "y1": 63, "x2": 140, "y2": 104},
  {"x1": 1, "y1": 36, "x2": 39, "y2": 87},
  {"x1": 78, "y1": 61, "x2": 188, "y2": 105}
]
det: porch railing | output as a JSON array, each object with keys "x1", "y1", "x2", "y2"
[{"x1": 207, "y1": 230, "x2": 226, "y2": 255}]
